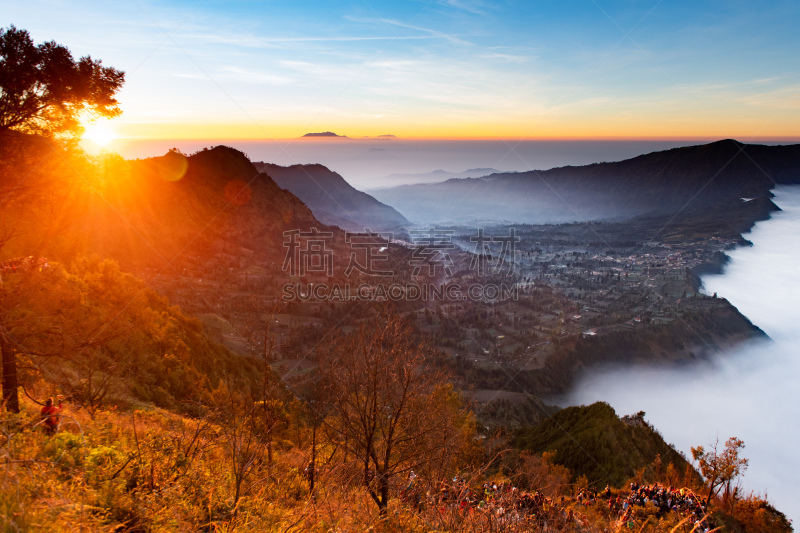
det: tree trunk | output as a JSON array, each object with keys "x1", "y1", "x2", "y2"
[
  {"x1": 1, "y1": 331, "x2": 19, "y2": 413},
  {"x1": 267, "y1": 437, "x2": 273, "y2": 465},
  {"x1": 378, "y1": 474, "x2": 389, "y2": 517},
  {"x1": 309, "y1": 424, "x2": 316, "y2": 494}
]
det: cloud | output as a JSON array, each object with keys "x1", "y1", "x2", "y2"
[
  {"x1": 176, "y1": 31, "x2": 438, "y2": 49},
  {"x1": 479, "y1": 53, "x2": 530, "y2": 63},
  {"x1": 170, "y1": 72, "x2": 211, "y2": 80},
  {"x1": 438, "y1": 0, "x2": 486, "y2": 15},
  {"x1": 220, "y1": 66, "x2": 294, "y2": 86},
  {"x1": 346, "y1": 16, "x2": 473, "y2": 46},
  {"x1": 277, "y1": 60, "x2": 361, "y2": 82},
  {"x1": 734, "y1": 84, "x2": 800, "y2": 110}
]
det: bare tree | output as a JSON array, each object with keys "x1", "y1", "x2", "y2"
[
  {"x1": 215, "y1": 385, "x2": 270, "y2": 519},
  {"x1": 320, "y1": 312, "x2": 467, "y2": 515}
]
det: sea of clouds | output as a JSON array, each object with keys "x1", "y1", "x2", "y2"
[{"x1": 567, "y1": 186, "x2": 800, "y2": 522}]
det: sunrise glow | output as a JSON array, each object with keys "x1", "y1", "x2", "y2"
[
  {"x1": 81, "y1": 121, "x2": 119, "y2": 147},
  {"x1": 7, "y1": 1, "x2": 798, "y2": 144}
]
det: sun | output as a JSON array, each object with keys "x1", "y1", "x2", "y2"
[{"x1": 82, "y1": 121, "x2": 119, "y2": 147}]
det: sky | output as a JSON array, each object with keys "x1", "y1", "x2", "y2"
[{"x1": 6, "y1": 0, "x2": 800, "y2": 142}]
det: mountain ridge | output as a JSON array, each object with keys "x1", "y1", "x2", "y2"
[
  {"x1": 370, "y1": 139, "x2": 800, "y2": 225},
  {"x1": 254, "y1": 161, "x2": 410, "y2": 232},
  {"x1": 366, "y1": 167, "x2": 502, "y2": 189}
]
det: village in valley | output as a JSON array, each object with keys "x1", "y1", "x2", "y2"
[{"x1": 139, "y1": 216, "x2": 752, "y2": 412}]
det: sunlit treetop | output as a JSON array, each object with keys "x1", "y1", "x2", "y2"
[{"x1": 0, "y1": 25, "x2": 124, "y2": 139}]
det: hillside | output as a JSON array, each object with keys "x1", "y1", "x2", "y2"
[
  {"x1": 457, "y1": 301, "x2": 766, "y2": 397},
  {"x1": 0, "y1": 136, "x2": 329, "y2": 272},
  {"x1": 5, "y1": 393, "x2": 788, "y2": 532},
  {"x1": 0, "y1": 135, "x2": 341, "y2": 399},
  {"x1": 108, "y1": 147, "x2": 326, "y2": 269},
  {"x1": 0, "y1": 255, "x2": 263, "y2": 415},
  {"x1": 513, "y1": 402, "x2": 695, "y2": 488},
  {"x1": 371, "y1": 140, "x2": 800, "y2": 225},
  {"x1": 254, "y1": 162, "x2": 410, "y2": 231}
]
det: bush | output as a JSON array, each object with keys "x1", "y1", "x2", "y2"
[
  {"x1": 86, "y1": 445, "x2": 126, "y2": 482},
  {"x1": 41, "y1": 431, "x2": 84, "y2": 471}
]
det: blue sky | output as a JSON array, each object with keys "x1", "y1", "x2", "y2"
[{"x1": 6, "y1": 0, "x2": 800, "y2": 139}]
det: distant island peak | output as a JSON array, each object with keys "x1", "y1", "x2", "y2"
[
  {"x1": 299, "y1": 132, "x2": 398, "y2": 140},
  {"x1": 301, "y1": 131, "x2": 346, "y2": 138}
]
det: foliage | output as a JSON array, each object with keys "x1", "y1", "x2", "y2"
[
  {"x1": 513, "y1": 402, "x2": 694, "y2": 488},
  {"x1": 0, "y1": 381, "x2": 790, "y2": 532},
  {"x1": 477, "y1": 394, "x2": 560, "y2": 428},
  {"x1": 692, "y1": 436, "x2": 749, "y2": 505},
  {"x1": 515, "y1": 450, "x2": 573, "y2": 497},
  {"x1": 724, "y1": 495, "x2": 794, "y2": 533},
  {"x1": 0, "y1": 26, "x2": 124, "y2": 138},
  {"x1": 2, "y1": 255, "x2": 262, "y2": 414}
]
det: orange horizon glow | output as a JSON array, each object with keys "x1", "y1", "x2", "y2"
[
  {"x1": 114, "y1": 133, "x2": 800, "y2": 143},
  {"x1": 112, "y1": 120, "x2": 800, "y2": 144}
]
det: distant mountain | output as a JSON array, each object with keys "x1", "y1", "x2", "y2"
[
  {"x1": 370, "y1": 140, "x2": 800, "y2": 225},
  {"x1": 302, "y1": 131, "x2": 345, "y2": 138},
  {"x1": 367, "y1": 168, "x2": 501, "y2": 189},
  {"x1": 254, "y1": 162, "x2": 410, "y2": 232}
]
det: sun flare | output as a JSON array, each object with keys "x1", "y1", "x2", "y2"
[{"x1": 82, "y1": 122, "x2": 118, "y2": 147}]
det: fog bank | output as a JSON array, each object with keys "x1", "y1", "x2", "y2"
[{"x1": 566, "y1": 186, "x2": 800, "y2": 522}]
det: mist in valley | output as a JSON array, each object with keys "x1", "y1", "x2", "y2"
[
  {"x1": 119, "y1": 138, "x2": 703, "y2": 188},
  {"x1": 565, "y1": 186, "x2": 800, "y2": 521}
]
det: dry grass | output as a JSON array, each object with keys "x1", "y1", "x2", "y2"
[{"x1": 0, "y1": 397, "x2": 784, "y2": 532}]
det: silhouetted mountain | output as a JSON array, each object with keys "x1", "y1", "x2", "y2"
[
  {"x1": 367, "y1": 167, "x2": 501, "y2": 188},
  {"x1": 88, "y1": 146, "x2": 328, "y2": 269},
  {"x1": 371, "y1": 140, "x2": 800, "y2": 225},
  {"x1": 301, "y1": 131, "x2": 345, "y2": 137},
  {"x1": 0, "y1": 139, "x2": 330, "y2": 272},
  {"x1": 254, "y1": 162, "x2": 410, "y2": 232}
]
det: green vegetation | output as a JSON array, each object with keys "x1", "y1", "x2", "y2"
[
  {"x1": 2, "y1": 256, "x2": 261, "y2": 414},
  {"x1": 513, "y1": 402, "x2": 694, "y2": 488}
]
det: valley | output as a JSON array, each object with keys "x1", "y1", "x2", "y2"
[{"x1": 131, "y1": 146, "x2": 772, "y2": 427}]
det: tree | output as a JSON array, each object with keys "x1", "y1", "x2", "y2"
[
  {"x1": 215, "y1": 385, "x2": 270, "y2": 519},
  {"x1": 1, "y1": 258, "x2": 75, "y2": 412},
  {"x1": 691, "y1": 436, "x2": 749, "y2": 506},
  {"x1": 0, "y1": 26, "x2": 124, "y2": 137},
  {"x1": 2, "y1": 256, "x2": 253, "y2": 414},
  {"x1": 320, "y1": 312, "x2": 469, "y2": 515},
  {"x1": 0, "y1": 27, "x2": 124, "y2": 409}
]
